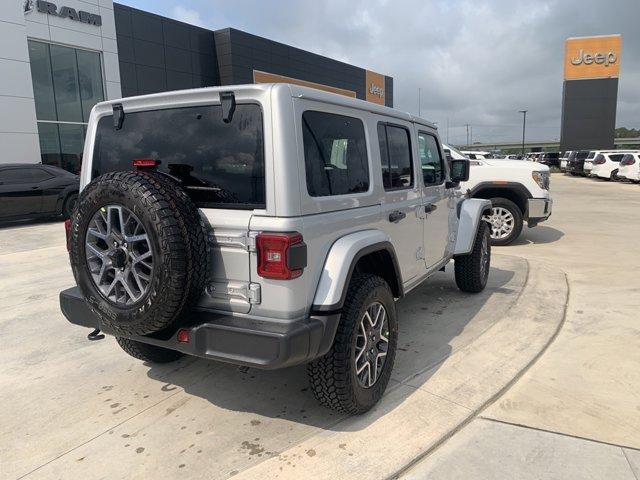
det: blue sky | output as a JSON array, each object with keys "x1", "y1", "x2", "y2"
[{"x1": 116, "y1": 0, "x2": 640, "y2": 144}]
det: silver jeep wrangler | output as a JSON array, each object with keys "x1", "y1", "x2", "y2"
[{"x1": 60, "y1": 84, "x2": 492, "y2": 414}]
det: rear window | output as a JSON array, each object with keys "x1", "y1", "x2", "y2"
[
  {"x1": 609, "y1": 154, "x2": 625, "y2": 162},
  {"x1": 587, "y1": 151, "x2": 596, "y2": 159},
  {"x1": 576, "y1": 151, "x2": 589, "y2": 159},
  {"x1": 92, "y1": 104, "x2": 265, "y2": 209}
]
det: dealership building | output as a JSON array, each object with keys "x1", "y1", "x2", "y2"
[{"x1": 0, "y1": 0, "x2": 393, "y2": 172}]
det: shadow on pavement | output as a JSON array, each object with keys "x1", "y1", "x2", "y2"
[
  {"x1": 145, "y1": 264, "x2": 517, "y2": 432},
  {"x1": 513, "y1": 225, "x2": 564, "y2": 246}
]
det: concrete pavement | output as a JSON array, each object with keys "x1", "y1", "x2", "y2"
[
  {"x1": 399, "y1": 174, "x2": 640, "y2": 479},
  {"x1": 0, "y1": 215, "x2": 567, "y2": 479}
]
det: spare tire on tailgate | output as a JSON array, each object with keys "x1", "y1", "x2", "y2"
[{"x1": 69, "y1": 171, "x2": 209, "y2": 336}]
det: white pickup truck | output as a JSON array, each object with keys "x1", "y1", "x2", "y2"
[{"x1": 444, "y1": 144, "x2": 553, "y2": 245}]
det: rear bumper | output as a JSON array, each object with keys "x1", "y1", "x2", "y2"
[
  {"x1": 60, "y1": 287, "x2": 340, "y2": 370},
  {"x1": 527, "y1": 197, "x2": 552, "y2": 226}
]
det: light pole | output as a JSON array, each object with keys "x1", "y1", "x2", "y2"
[{"x1": 519, "y1": 110, "x2": 527, "y2": 156}]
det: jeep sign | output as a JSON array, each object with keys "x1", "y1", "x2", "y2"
[
  {"x1": 564, "y1": 35, "x2": 621, "y2": 80},
  {"x1": 24, "y1": 0, "x2": 102, "y2": 26}
]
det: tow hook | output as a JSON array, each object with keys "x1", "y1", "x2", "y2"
[{"x1": 87, "y1": 328, "x2": 105, "y2": 341}]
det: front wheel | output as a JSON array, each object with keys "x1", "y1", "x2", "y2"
[
  {"x1": 455, "y1": 220, "x2": 491, "y2": 293},
  {"x1": 307, "y1": 274, "x2": 398, "y2": 414},
  {"x1": 482, "y1": 197, "x2": 523, "y2": 246}
]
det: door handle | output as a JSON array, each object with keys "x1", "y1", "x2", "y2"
[
  {"x1": 424, "y1": 203, "x2": 438, "y2": 213},
  {"x1": 388, "y1": 210, "x2": 406, "y2": 223}
]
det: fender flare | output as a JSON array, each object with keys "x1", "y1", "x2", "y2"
[
  {"x1": 454, "y1": 198, "x2": 492, "y2": 256},
  {"x1": 312, "y1": 229, "x2": 402, "y2": 314}
]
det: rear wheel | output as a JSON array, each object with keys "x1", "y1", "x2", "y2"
[
  {"x1": 307, "y1": 274, "x2": 398, "y2": 414},
  {"x1": 482, "y1": 197, "x2": 523, "y2": 246},
  {"x1": 610, "y1": 169, "x2": 620, "y2": 181},
  {"x1": 116, "y1": 337, "x2": 183, "y2": 363},
  {"x1": 62, "y1": 193, "x2": 78, "y2": 219}
]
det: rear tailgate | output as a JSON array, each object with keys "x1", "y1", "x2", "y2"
[{"x1": 198, "y1": 209, "x2": 255, "y2": 314}]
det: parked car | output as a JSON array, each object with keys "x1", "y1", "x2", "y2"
[
  {"x1": 60, "y1": 83, "x2": 492, "y2": 414},
  {"x1": 0, "y1": 163, "x2": 79, "y2": 222},
  {"x1": 590, "y1": 151, "x2": 639, "y2": 180},
  {"x1": 461, "y1": 150, "x2": 491, "y2": 160},
  {"x1": 565, "y1": 150, "x2": 590, "y2": 175},
  {"x1": 539, "y1": 152, "x2": 560, "y2": 167},
  {"x1": 617, "y1": 153, "x2": 640, "y2": 182},
  {"x1": 584, "y1": 150, "x2": 638, "y2": 177},
  {"x1": 444, "y1": 143, "x2": 552, "y2": 246},
  {"x1": 560, "y1": 151, "x2": 572, "y2": 171}
]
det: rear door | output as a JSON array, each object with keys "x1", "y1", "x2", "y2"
[
  {"x1": 30, "y1": 167, "x2": 60, "y2": 213},
  {"x1": 377, "y1": 121, "x2": 424, "y2": 284},
  {"x1": 417, "y1": 131, "x2": 452, "y2": 268},
  {"x1": 0, "y1": 167, "x2": 42, "y2": 219}
]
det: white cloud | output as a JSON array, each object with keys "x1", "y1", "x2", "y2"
[
  {"x1": 149, "y1": 0, "x2": 640, "y2": 142},
  {"x1": 171, "y1": 6, "x2": 205, "y2": 27}
]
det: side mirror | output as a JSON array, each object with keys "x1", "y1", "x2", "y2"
[{"x1": 449, "y1": 159, "x2": 470, "y2": 185}]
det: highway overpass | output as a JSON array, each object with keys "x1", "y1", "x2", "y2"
[{"x1": 455, "y1": 137, "x2": 640, "y2": 151}]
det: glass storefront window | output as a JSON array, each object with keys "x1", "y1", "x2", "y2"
[
  {"x1": 77, "y1": 50, "x2": 105, "y2": 123},
  {"x1": 50, "y1": 44, "x2": 84, "y2": 123},
  {"x1": 27, "y1": 40, "x2": 104, "y2": 172},
  {"x1": 28, "y1": 42, "x2": 57, "y2": 121}
]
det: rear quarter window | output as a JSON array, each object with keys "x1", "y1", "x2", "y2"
[{"x1": 302, "y1": 111, "x2": 369, "y2": 197}]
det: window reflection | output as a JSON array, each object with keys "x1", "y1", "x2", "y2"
[{"x1": 27, "y1": 40, "x2": 104, "y2": 173}]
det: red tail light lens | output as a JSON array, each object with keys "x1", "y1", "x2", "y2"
[
  {"x1": 133, "y1": 158, "x2": 159, "y2": 168},
  {"x1": 177, "y1": 329, "x2": 190, "y2": 343},
  {"x1": 593, "y1": 155, "x2": 606, "y2": 165},
  {"x1": 64, "y1": 219, "x2": 72, "y2": 252},
  {"x1": 256, "y1": 232, "x2": 306, "y2": 280}
]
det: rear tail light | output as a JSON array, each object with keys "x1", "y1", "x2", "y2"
[
  {"x1": 594, "y1": 155, "x2": 606, "y2": 165},
  {"x1": 177, "y1": 329, "x2": 190, "y2": 343},
  {"x1": 133, "y1": 158, "x2": 160, "y2": 169},
  {"x1": 621, "y1": 157, "x2": 636, "y2": 166},
  {"x1": 64, "y1": 219, "x2": 72, "y2": 252},
  {"x1": 256, "y1": 232, "x2": 307, "y2": 280}
]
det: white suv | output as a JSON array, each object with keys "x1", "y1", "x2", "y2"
[
  {"x1": 444, "y1": 144, "x2": 552, "y2": 245},
  {"x1": 618, "y1": 153, "x2": 640, "y2": 182},
  {"x1": 60, "y1": 84, "x2": 492, "y2": 414},
  {"x1": 590, "y1": 151, "x2": 639, "y2": 180}
]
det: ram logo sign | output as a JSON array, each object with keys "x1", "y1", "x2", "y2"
[{"x1": 23, "y1": 0, "x2": 102, "y2": 26}]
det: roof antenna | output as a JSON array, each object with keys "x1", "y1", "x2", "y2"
[
  {"x1": 220, "y1": 92, "x2": 236, "y2": 124},
  {"x1": 113, "y1": 103, "x2": 124, "y2": 130}
]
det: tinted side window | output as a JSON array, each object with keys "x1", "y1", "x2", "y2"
[
  {"x1": 0, "y1": 168, "x2": 30, "y2": 185},
  {"x1": 28, "y1": 168, "x2": 53, "y2": 182},
  {"x1": 418, "y1": 133, "x2": 445, "y2": 185},
  {"x1": 378, "y1": 123, "x2": 413, "y2": 190},
  {"x1": 609, "y1": 154, "x2": 624, "y2": 162},
  {"x1": 302, "y1": 111, "x2": 369, "y2": 197}
]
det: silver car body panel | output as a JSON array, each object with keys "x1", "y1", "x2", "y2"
[
  {"x1": 454, "y1": 198, "x2": 492, "y2": 255},
  {"x1": 312, "y1": 229, "x2": 391, "y2": 308}
]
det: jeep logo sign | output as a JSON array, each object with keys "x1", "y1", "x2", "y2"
[
  {"x1": 564, "y1": 35, "x2": 621, "y2": 80},
  {"x1": 24, "y1": 0, "x2": 102, "y2": 26},
  {"x1": 570, "y1": 50, "x2": 617, "y2": 67},
  {"x1": 365, "y1": 70, "x2": 386, "y2": 106}
]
